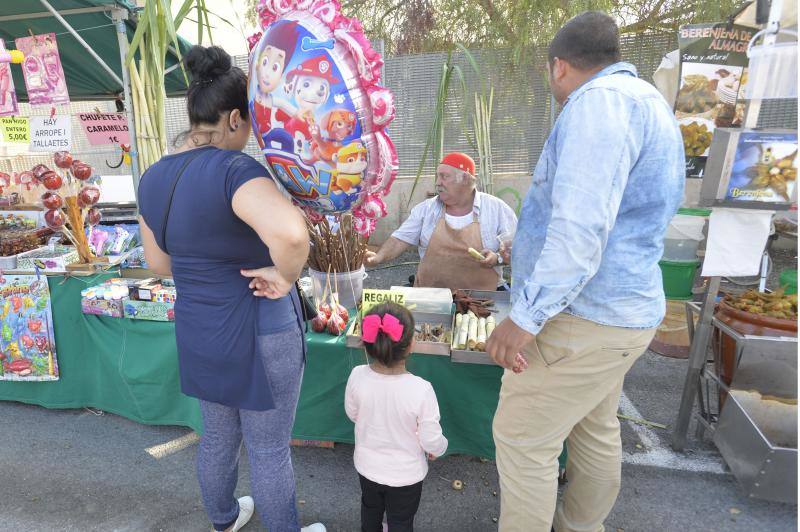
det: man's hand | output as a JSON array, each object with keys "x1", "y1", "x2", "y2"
[
  {"x1": 470, "y1": 249, "x2": 499, "y2": 268},
  {"x1": 241, "y1": 267, "x2": 294, "y2": 299},
  {"x1": 499, "y1": 243, "x2": 512, "y2": 266},
  {"x1": 364, "y1": 250, "x2": 380, "y2": 266},
  {"x1": 485, "y1": 317, "x2": 535, "y2": 370}
]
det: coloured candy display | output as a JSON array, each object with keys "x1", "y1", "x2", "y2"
[{"x1": 0, "y1": 274, "x2": 58, "y2": 381}]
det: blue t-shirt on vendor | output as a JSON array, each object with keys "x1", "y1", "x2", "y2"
[{"x1": 138, "y1": 146, "x2": 305, "y2": 411}]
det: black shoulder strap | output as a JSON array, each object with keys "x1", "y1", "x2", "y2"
[{"x1": 160, "y1": 150, "x2": 204, "y2": 253}]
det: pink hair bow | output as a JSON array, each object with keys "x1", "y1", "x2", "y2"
[{"x1": 361, "y1": 314, "x2": 404, "y2": 343}]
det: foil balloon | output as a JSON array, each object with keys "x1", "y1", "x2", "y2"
[
  {"x1": 250, "y1": 0, "x2": 397, "y2": 237},
  {"x1": 354, "y1": 193, "x2": 387, "y2": 220}
]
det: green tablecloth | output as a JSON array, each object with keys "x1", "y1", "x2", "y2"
[
  {"x1": 0, "y1": 273, "x2": 203, "y2": 430},
  {"x1": 0, "y1": 275, "x2": 507, "y2": 458}
]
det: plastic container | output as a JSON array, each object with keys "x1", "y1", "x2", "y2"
[
  {"x1": 390, "y1": 286, "x2": 453, "y2": 315},
  {"x1": 0, "y1": 254, "x2": 17, "y2": 270},
  {"x1": 662, "y1": 212, "x2": 707, "y2": 262},
  {"x1": 780, "y1": 269, "x2": 797, "y2": 295},
  {"x1": 650, "y1": 299, "x2": 697, "y2": 359},
  {"x1": 745, "y1": 41, "x2": 797, "y2": 100},
  {"x1": 659, "y1": 259, "x2": 700, "y2": 299},
  {"x1": 309, "y1": 267, "x2": 367, "y2": 310}
]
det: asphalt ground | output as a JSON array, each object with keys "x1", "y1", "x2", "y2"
[{"x1": 0, "y1": 249, "x2": 797, "y2": 531}]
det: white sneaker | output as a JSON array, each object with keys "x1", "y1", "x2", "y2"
[
  {"x1": 215, "y1": 496, "x2": 255, "y2": 532},
  {"x1": 301, "y1": 524, "x2": 326, "y2": 532}
]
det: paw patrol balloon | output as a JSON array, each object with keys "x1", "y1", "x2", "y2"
[{"x1": 250, "y1": 1, "x2": 397, "y2": 236}]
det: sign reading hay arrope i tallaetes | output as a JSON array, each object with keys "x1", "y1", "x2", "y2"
[
  {"x1": 0, "y1": 274, "x2": 59, "y2": 381},
  {"x1": 29, "y1": 116, "x2": 71, "y2": 151},
  {"x1": 676, "y1": 23, "x2": 754, "y2": 179},
  {"x1": 361, "y1": 289, "x2": 405, "y2": 317}
]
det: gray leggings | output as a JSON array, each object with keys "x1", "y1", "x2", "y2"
[{"x1": 197, "y1": 327, "x2": 305, "y2": 531}]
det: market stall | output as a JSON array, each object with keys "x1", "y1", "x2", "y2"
[
  {"x1": 0, "y1": 0, "x2": 542, "y2": 464},
  {"x1": 0, "y1": 0, "x2": 191, "y2": 187},
  {"x1": 0, "y1": 272, "x2": 508, "y2": 458},
  {"x1": 668, "y1": 0, "x2": 798, "y2": 504}
]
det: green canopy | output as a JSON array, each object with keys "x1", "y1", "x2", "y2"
[{"x1": 0, "y1": 0, "x2": 192, "y2": 101}]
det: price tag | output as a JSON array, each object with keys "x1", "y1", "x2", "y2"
[
  {"x1": 0, "y1": 116, "x2": 30, "y2": 144},
  {"x1": 78, "y1": 112, "x2": 130, "y2": 146}
]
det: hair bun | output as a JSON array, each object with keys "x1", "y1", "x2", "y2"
[{"x1": 184, "y1": 45, "x2": 232, "y2": 82}]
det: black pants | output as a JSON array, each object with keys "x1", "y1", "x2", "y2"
[{"x1": 359, "y1": 474, "x2": 423, "y2": 532}]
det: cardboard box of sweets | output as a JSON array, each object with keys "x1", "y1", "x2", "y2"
[
  {"x1": 81, "y1": 298, "x2": 124, "y2": 318},
  {"x1": 80, "y1": 279, "x2": 134, "y2": 318},
  {"x1": 123, "y1": 300, "x2": 175, "y2": 322}
]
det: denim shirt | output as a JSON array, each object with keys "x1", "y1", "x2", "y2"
[{"x1": 510, "y1": 62, "x2": 685, "y2": 335}]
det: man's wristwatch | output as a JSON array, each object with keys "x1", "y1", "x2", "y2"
[{"x1": 497, "y1": 254, "x2": 504, "y2": 265}]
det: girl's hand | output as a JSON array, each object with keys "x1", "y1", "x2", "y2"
[
  {"x1": 241, "y1": 267, "x2": 293, "y2": 299},
  {"x1": 427, "y1": 452, "x2": 437, "y2": 461}
]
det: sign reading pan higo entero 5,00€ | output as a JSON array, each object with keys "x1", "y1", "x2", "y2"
[
  {"x1": 675, "y1": 23, "x2": 754, "y2": 179},
  {"x1": 0, "y1": 274, "x2": 58, "y2": 381}
]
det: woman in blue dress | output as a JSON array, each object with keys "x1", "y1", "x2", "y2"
[{"x1": 138, "y1": 45, "x2": 325, "y2": 532}]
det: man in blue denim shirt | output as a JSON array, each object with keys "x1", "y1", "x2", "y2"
[{"x1": 486, "y1": 12, "x2": 684, "y2": 532}]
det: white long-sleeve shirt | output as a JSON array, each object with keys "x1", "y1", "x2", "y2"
[{"x1": 345, "y1": 364, "x2": 448, "y2": 487}]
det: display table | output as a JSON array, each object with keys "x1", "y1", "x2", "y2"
[{"x1": 0, "y1": 275, "x2": 517, "y2": 459}]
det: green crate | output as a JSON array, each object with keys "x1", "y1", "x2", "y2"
[
  {"x1": 659, "y1": 259, "x2": 700, "y2": 299},
  {"x1": 780, "y1": 269, "x2": 797, "y2": 295}
]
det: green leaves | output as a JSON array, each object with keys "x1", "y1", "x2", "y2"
[
  {"x1": 407, "y1": 51, "x2": 468, "y2": 206},
  {"x1": 126, "y1": 1, "x2": 216, "y2": 171},
  {"x1": 457, "y1": 45, "x2": 494, "y2": 194}
]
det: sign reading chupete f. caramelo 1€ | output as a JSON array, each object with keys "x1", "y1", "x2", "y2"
[{"x1": 78, "y1": 112, "x2": 130, "y2": 146}]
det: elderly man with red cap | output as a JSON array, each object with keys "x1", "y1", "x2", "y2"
[{"x1": 366, "y1": 152, "x2": 517, "y2": 291}]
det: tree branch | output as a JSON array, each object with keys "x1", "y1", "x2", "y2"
[{"x1": 475, "y1": 0, "x2": 517, "y2": 43}]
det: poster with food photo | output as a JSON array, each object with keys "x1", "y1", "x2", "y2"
[
  {"x1": 724, "y1": 132, "x2": 798, "y2": 205},
  {"x1": 676, "y1": 23, "x2": 754, "y2": 178}
]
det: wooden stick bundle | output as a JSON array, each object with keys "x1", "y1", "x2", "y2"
[{"x1": 306, "y1": 214, "x2": 368, "y2": 273}]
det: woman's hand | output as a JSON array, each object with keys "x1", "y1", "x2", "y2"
[{"x1": 241, "y1": 267, "x2": 294, "y2": 299}]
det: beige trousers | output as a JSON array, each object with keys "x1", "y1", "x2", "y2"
[{"x1": 493, "y1": 313, "x2": 656, "y2": 532}]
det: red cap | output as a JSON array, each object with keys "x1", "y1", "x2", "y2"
[
  {"x1": 440, "y1": 152, "x2": 475, "y2": 176},
  {"x1": 287, "y1": 56, "x2": 340, "y2": 84}
]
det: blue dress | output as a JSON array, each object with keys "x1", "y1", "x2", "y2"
[{"x1": 138, "y1": 146, "x2": 305, "y2": 410}]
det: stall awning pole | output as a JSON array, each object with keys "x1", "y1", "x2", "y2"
[
  {"x1": 36, "y1": 0, "x2": 124, "y2": 88},
  {"x1": 111, "y1": 8, "x2": 141, "y2": 200}
]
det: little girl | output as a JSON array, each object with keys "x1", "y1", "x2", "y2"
[{"x1": 345, "y1": 302, "x2": 448, "y2": 532}]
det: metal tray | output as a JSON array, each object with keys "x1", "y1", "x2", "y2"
[
  {"x1": 450, "y1": 290, "x2": 510, "y2": 365},
  {"x1": 345, "y1": 318, "x2": 362, "y2": 348},
  {"x1": 345, "y1": 312, "x2": 453, "y2": 356},
  {"x1": 714, "y1": 391, "x2": 797, "y2": 503},
  {"x1": 412, "y1": 312, "x2": 452, "y2": 356}
]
